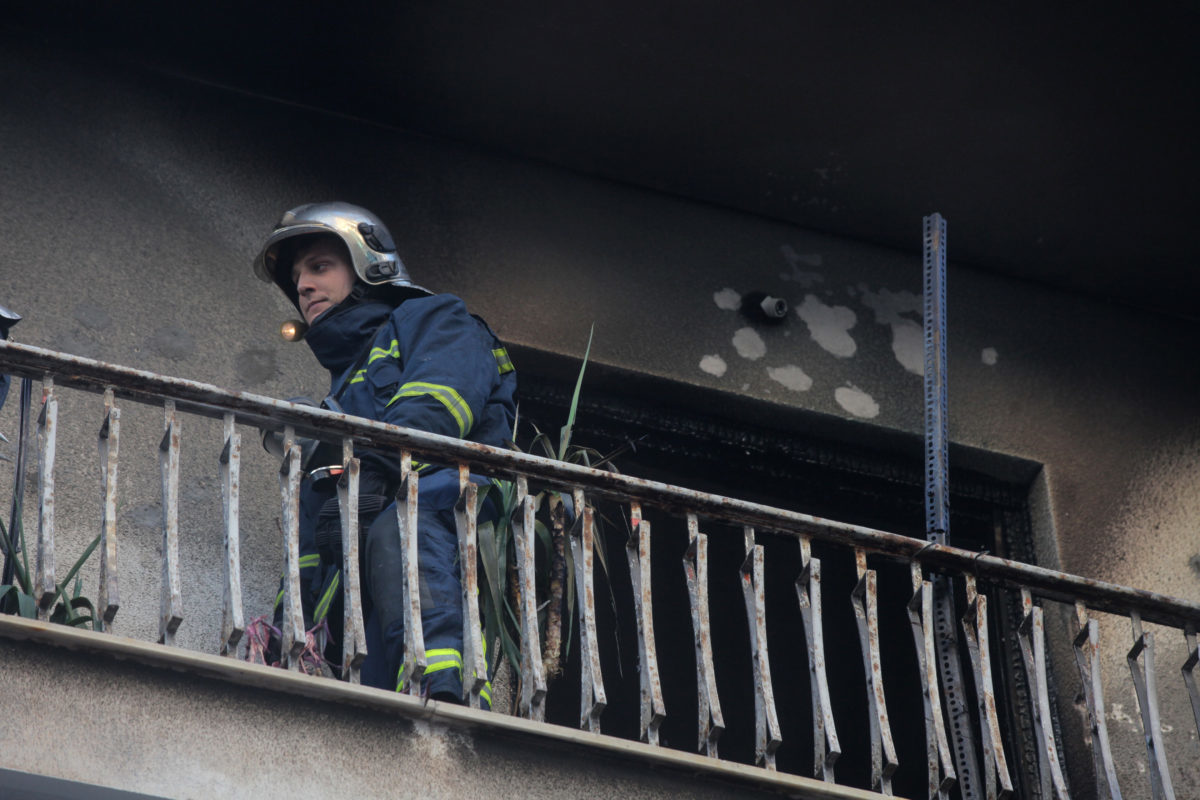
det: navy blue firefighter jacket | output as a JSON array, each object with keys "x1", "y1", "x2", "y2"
[{"x1": 284, "y1": 291, "x2": 515, "y2": 691}]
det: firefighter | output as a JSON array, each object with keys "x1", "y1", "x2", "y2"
[{"x1": 253, "y1": 202, "x2": 515, "y2": 704}]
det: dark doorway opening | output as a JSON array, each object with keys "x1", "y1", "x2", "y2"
[{"x1": 514, "y1": 359, "x2": 1060, "y2": 798}]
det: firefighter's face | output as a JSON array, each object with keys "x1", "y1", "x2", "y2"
[{"x1": 292, "y1": 238, "x2": 356, "y2": 324}]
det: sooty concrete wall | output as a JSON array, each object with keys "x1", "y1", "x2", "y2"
[{"x1": 2, "y1": 39, "x2": 1197, "y2": 795}]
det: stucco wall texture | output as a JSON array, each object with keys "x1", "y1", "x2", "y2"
[{"x1": 2, "y1": 41, "x2": 1198, "y2": 796}]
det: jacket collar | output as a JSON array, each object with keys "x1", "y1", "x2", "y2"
[{"x1": 303, "y1": 297, "x2": 392, "y2": 377}]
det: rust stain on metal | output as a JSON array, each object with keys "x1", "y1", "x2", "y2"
[
  {"x1": 454, "y1": 468, "x2": 486, "y2": 707},
  {"x1": 1072, "y1": 602, "x2": 1120, "y2": 799},
  {"x1": 98, "y1": 388, "x2": 121, "y2": 629},
  {"x1": 219, "y1": 413, "x2": 244, "y2": 656},
  {"x1": 626, "y1": 502, "x2": 665, "y2": 745},
  {"x1": 337, "y1": 443, "x2": 368, "y2": 682},
  {"x1": 397, "y1": 463, "x2": 426, "y2": 694},
  {"x1": 34, "y1": 376, "x2": 58, "y2": 614},
  {"x1": 572, "y1": 488, "x2": 606, "y2": 732},
  {"x1": 684, "y1": 514, "x2": 724, "y2": 758}
]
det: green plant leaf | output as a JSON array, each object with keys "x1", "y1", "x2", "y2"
[
  {"x1": 45, "y1": 533, "x2": 101, "y2": 618},
  {"x1": 558, "y1": 323, "x2": 594, "y2": 461},
  {"x1": 16, "y1": 588, "x2": 36, "y2": 619},
  {"x1": 0, "y1": 517, "x2": 30, "y2": 595}
]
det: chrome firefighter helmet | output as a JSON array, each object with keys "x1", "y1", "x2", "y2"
[{"x1": 253, "y1": 202, "x2": 429, "y2": 310}]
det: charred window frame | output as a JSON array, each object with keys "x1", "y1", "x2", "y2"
[{"x1": 516, "y1": 360, "x2": 1063, "y2": 798}]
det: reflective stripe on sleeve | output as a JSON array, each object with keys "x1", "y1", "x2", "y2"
[
  {"x1": 387, "y1": 382, "x2": 474, "y2": 437},
  {"x1": 368, "y1": 339, "x2": 400, "y2": 364},
  {"x1": 492, "y1": 347, "x2": 514, "y2": 375}
]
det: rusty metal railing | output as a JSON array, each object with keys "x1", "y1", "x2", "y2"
[{"x1": 2, "y1": 340, "x2": 1199, "y2": 799}]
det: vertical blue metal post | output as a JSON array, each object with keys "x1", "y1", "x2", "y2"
[{"x1": 923, "y1": 213, "x2": 983, "y2": 800}]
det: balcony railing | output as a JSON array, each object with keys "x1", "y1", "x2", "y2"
[{"x1": 1, "y1": 339, "x2": 1198, "y2": 799}]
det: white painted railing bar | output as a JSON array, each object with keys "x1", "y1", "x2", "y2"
[
  {"x1": 1185, "y1": 626, "x2": 1200, "y2": 744},
  {"x1": 627, "y1": 502, "x2": 665, "y2": 746},
  {"x1": 34, "y1": 376, "x2": 57, "y2": 615},
  {"x1": 97, "y1": 388, "x2": 120, "y2": 630},
  {"x1": 907, "y1": 564, "x2": 956, "y2": 800},
  {"x1": 962, "y1": 576, "x2": 1011, "y2": 800},
  {"x1": 336, "y1": 442, "x2": 368, "y2": 683},
  {"x1": 852, "y1": 548, "x2": 898, "y2": 795},
  {"x1": 684, "y1": 513, "x2": 723, "y2": 759},
  {"x1": 395, "y1": 452, "x2": 426, "y2": 695},
  {"x1": 1128, "y1": 611, "x2": 1176, "y2": 800},
  {"x1": 797, "y1": 534, "x2": 840, "y2": 783},
  {"x1": 158, "y1": 400, "x2": 183, "y2": 645},
  {"x1": 571, "y1": 488, "x2": 606, "y2": 733},
  {"x1": 742, "y1": 526, "x2": 783, "y2": 771},
  {"x1": 1073, "y1": 602, "x2": 1121, "y2": 800},
  {"x1": 453, "y1": 465, "x2": 486, "y2": 707},
  {"x1": 219, "y1": 412, "x2": 243, "y2": 657},
  {"x1": 1018, "y1": 589, "x2": 1069, "y2": 800},
  {"x1": 277, "y1": 428, "x2": 306, "y2": 669},
  {"x1": 514, "y1": 475, "x2": 546, "y2": 721}
]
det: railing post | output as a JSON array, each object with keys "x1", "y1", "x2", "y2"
[
  {"x1": 684, "y1": 513, "x2": 723, "y2": 758},
  {"x1": 97, "y1": 387, "x2": 120, "y2": 630},
  {"x1": 1018, "y1": 589, "x2": 1070, "y2": 799},
  {"x1": 851, "y1": 548, "x2": 898, "y2": 795},
  {"x1": 1128, "y1": 611, "x2": 1176, "y2": 800},
  {"x1": 571, "y1": 488, "x2": 607, "y2": 732},
  {"x1": 454, "y1": 464, "x2": 486, "y2": 706},
  {"x1": 158, "y1": 400, "x2": 183, "y2": 644},
  {"x1": 1073, "y1": 602, "x2": 1121, "y2": 799},
  {"x1": 741, "y1": 526, "x2": 782, "y2": 769},
  {"x1": 338, "y1": 440, "x2": 367, "y2": 683},
  {"x1": 1184, "y1": 625, "x2": 1200, "y2": 744},
  {"x1": 278, "y1": 426, "x2": 306, "y2": 668},
  {"x1": 961, "y1": 576, "x2": 1012, "y2": 800},
  {"x1": 908, "y1": 562, "x2": 956, "y2": 799},
  {"x1": 513, "y1": 475, "x2": 546, "y2": 720},
  {"x1": 627, "y1": 502, "x2": 665, "y2": 745},
  {"x1": 395, "y1": 452, "x2": 426, "y2": 694},
  {"x1": 218, "y1": 413, "x2": 243, "y2": 657},
  {"x1": 796, "y1": 535, "x2": 839, "y2": 782},
  {"x1": 34, "y1": 376, "x2": 57, "y2": 616}
]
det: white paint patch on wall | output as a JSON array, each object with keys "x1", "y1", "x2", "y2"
[
  {"x1": 982, "y1": 347, "x2": 998, "y2": 366},
  {"x1": 699, "y1": 354, "x2": 727, "y2": 377},
  {"x1": 732, "y1": 327, "x2": 767, "y2": 360},
  {"x1": 713, "y1": 288, "x2": 741, "y2": 311},
  {"x1": 780, "y1": 245, "x2": 824, "y2": 286},
  {"x1": 892, "y1": 319, "x2": 924, "y2": 375},
  {"x1": 835, "y1": 385, "x2": 880, "y2": 418},
  {"x1": 797, "y1": 294, "x2": 857, "y2": 358},
  {"x1": 861, "y1": 286, "x2": 924, "y2": 375},
  {"x1": 767, "y1": 364, "x2": 813, "y2": 392}
]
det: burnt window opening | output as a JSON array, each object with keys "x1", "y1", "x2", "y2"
[{"x1": 513, "y1": 360, "x2": 1065, "y2": 799}]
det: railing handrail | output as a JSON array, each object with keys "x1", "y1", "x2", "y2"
[{"x1": 3, "y1": 339, "x2": 1198, "y2": 630}]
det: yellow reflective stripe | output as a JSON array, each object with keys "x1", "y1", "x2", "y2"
[
  {"x1": 368, "y1": 339, "x2": 400, "y2": 364},
  {"x1": 275, "y1": 554, "x2": 322, "y2": 608},
  {"x1": 492, "y1": 347, "x2": 514, "y2": 375},
  {"x1": 348, "y1": 369, "x2": 366, "y2": 384},
  {"x1": 314, "y1": 569, "x2": 341, "y2": 622},
  {"x1": 426, "y1": 648, "x2": 464, "y2": 676},
  {"x1": 480, "y1": 684, "x2": 492, "y2": 706},
  {"x1": 387, "y1": 382, "x2": 473, "y2": 437}
]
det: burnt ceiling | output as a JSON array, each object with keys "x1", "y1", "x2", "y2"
[{"x1": 11, "y1": 3, "x2": 1199, "y2": 319}]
